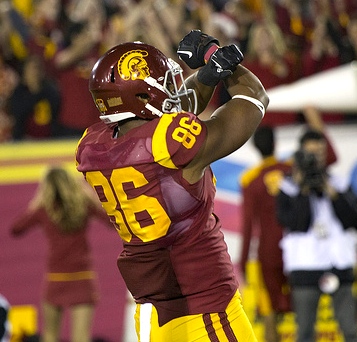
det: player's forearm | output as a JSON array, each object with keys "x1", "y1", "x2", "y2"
[
  {"x1": 181, "y1": 61, "x2": 269, "y2": 116},
  {"x1": 224, "y1": 65, "x2": 269, "y2": 110},
  {"x1": 182, "y1": 72, "x2": 215, "y2": 115}
]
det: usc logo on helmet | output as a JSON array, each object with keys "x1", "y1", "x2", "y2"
[{"x1": 118, "y1": 50, "x2": 150, "y2": 81}]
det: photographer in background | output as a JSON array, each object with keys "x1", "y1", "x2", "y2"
[{"x1": 276, "y1": 129, "x2": 357, "y2": 342}]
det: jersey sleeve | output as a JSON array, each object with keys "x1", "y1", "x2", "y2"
[{"x1": 152, "y1": 112, "x2": 207, "y2": 169}]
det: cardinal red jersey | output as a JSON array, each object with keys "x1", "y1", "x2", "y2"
[
  {"x1": 76, "y1": 112, "x2": 238, "y2": 326},
  {"x1": 240, "y1": 156, "x2": 291, "y2": 269},
  {"x1": 239, "y1": 156, "x2": 292, "y2": 313}
]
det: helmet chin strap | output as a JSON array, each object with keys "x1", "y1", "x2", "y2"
[
  {"x1": 144, "y1": 76, "x2": 173, "y2": 117},
  {"x1": 99, "y1": 112, "x2": 136, "y2": 123},
  {"x1": 145, "y1": 103, "x2": 163, "y2": 117},
  {"x1": 145, "y1": 76, "x2": 166, "y2": 93}
]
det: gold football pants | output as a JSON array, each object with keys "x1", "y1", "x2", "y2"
[{"x1": 134, "y1": 290, "x2": 257, "y2": 342}]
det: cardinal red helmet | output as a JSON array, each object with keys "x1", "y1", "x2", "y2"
[{"x1": 89, "y1": 42, "x2": 197, "y2": 123}]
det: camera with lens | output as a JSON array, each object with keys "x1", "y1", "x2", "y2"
[{"x1": 294, "y1": 150, "x2": 326, "y2": 193}]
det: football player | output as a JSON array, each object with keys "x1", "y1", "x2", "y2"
[{"x1": 76, "y1": 30, "x2": 269, "y2": 341}]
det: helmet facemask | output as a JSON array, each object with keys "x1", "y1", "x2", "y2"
[
  {"x1": 161, "y1": 58, "x2": 197, "y2": 115},
  {"x1": 143, "y1": 58, "x2": 197, "y2": 117}
]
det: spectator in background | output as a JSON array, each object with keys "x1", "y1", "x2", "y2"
[
  {"x1": 53, "y1": 22, "x2": 99, "y2": 137},
  {"x1": 223, "y1": 0, "x2": 256, "y2": 55},
  {"x1": 52, "y1": 0, "x2": 105, "y2": 136},
  {"x1": 8, "y1": 54, "x2": 61, "y2": 140},
  {"x1": 59, "y1": 0, "x2": 104, "y2": 42},
  {"x1": 313, "y1": 0, "x2": 357, "y2": 35},
  {"x1": 300, "y1": 7, "x2": 346, "y2": 123},
  {"x1": 208, "y1": 11, "x2": 239, "y2": 46},
  {"x1": 301, "y1": 16, "x2": 340, "y2": 78},
  {"x1": 274, "y1": 0, "x2": 314, "y2": 52},
  {"x1": 328, "y1": 12, "x2": 357, "y2": 64},
  {"x1": 277, "y1": 129, "x2": 357, "y2": 342},
  {"x1": 10, "y1": 167, "x2": 114, "y2": 342},
  {"x1": 0, "y1": 0, "x2": 29, "y2": 68},
  {"x1": 238, "y1": 0, "x2": 275, "y2": 21},
  {"x1": 239, "y1": 108, "x2": 338, "y2": 342},
  {"x1": 100, "y1": 0, "x2": 183, "y2": 59},
  {"x1": 0, "y1": 50, "x2": 18, "y2": 142},
  {"x1": 239, "y1": 125, "x2": 291, "y2": 342},
  {"x1": 101, "y1": 0, "x2": 216, "y2": 60},
  {"x1": 15, "y1": 0, "x2": 106, "y2": 137},
  {"x1": 0, "y1": 0, "x2": 104, "y2": 139},
  {"x1": 242, "y1": 20, "x2": 300, "y2": 126}
]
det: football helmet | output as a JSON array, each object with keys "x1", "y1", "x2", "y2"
[{"x1": 89, "y1": 42, "x2": 197, "y2": 123}]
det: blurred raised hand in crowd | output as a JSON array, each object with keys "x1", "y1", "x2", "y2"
[{"x1": 0, "y1": 0, "x2": 357, "y2": 141}]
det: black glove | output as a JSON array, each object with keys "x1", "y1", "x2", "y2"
[
  {"x1": 177, "y1": 30, "x2": 219, "y2": 69},
  {"x1": 197, "y1": 44, "x2": 244, "y2": 86}
]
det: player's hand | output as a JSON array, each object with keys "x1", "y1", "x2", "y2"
[
  {"x1": 197, "y1": 44, "x2": 244, "y2": 86},
  {"x1": 177, "y1": 30, "x2": 219, "y2": 69}
]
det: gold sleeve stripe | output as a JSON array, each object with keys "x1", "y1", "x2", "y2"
[
  {"x1": 152, "y1": 114, "x2": 178, "y2": 169},
  {"x1": 47, "y1": 271, "x2": 95, "y2": 282},
  {"x1": 75, "y1": 129, "x2": 88, "y2": 166},
  {"x1": 240, "y1": 167, "x2": 261, "y2": 188}
]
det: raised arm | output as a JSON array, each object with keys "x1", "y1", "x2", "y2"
[
  {"x1": 178, "y1": 34, "x2": 268, "y2": 182},
  {"x1": 196, "y1": 64, "x2": 268, "y2": 166},
  {"x1": 302, "y1": 106, "x2": 337, "y2": 166}
]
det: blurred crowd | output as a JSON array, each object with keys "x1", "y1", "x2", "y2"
[{"x1": 0, "y1": 0, "x2": 357, "y2": 142}]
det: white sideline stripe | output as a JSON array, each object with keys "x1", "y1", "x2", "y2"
[
  {"x1": 139, "y1": 303, "x2": 153, "y2": 342},
  {"x1": 215, "y1": 189, "x2": 241, "y2": 204}
]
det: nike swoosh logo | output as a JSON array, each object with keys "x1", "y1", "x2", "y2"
[
  {"x1": 212, "y1": 59, "x2": 221, "y2": 68},
  {"x1": 177, "y1": 50, "x2": 193, "y2": 58}
]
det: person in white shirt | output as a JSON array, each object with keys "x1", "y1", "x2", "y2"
[{"x1": 277, "y1": 129, "x2": 357, "y2": 342}]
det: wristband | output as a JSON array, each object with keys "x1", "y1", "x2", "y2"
[
  {"x1": 204, "y1": 44, "x2": 219, "y2": 64},
  {"x1": 232, "y1": 95, "x2": 265, "y2": 116}
]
